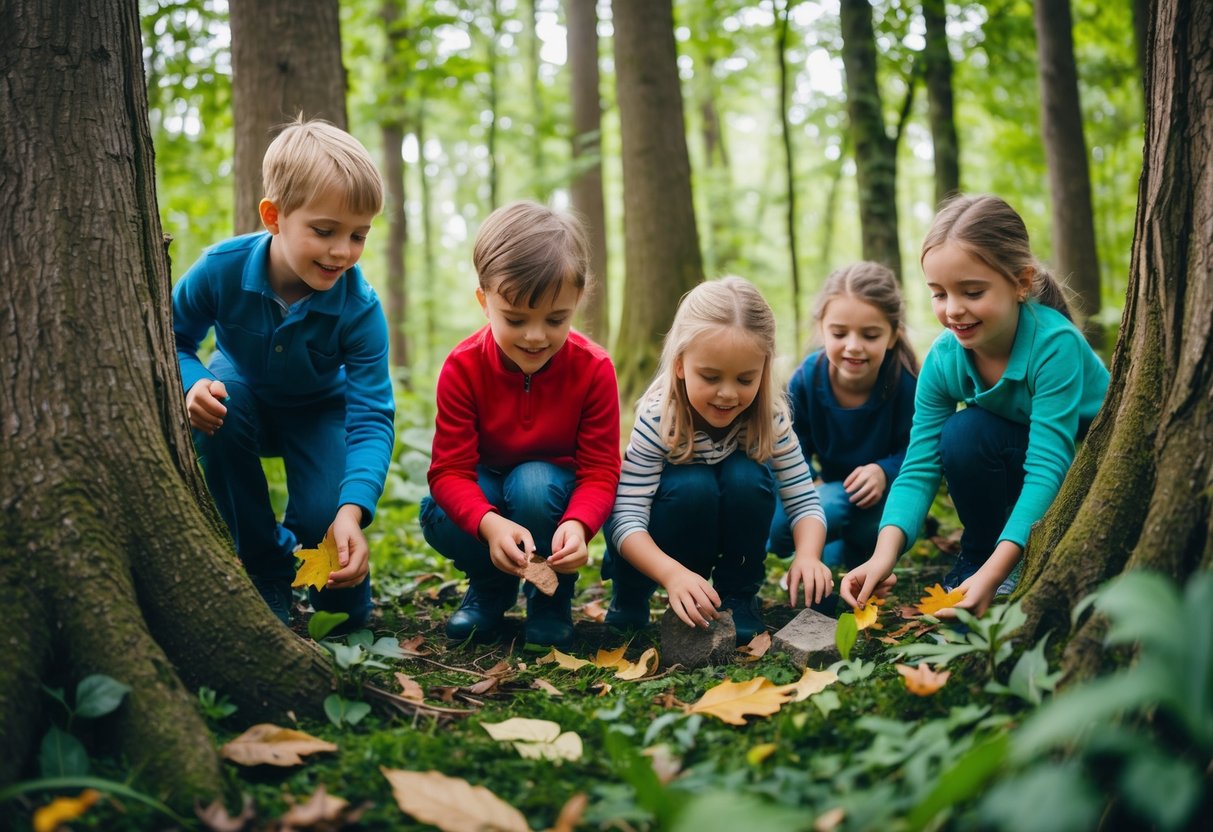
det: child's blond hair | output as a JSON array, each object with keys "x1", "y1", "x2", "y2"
[
  {"x1": 473, "y1": 200, "x2": 591, "y2": 308},
  {"x1": 262, "y1": 117, "x2": 384, "y2": 217},
  {"x1": 647, "y1": 276, "x2": 786, "y2": 464}
]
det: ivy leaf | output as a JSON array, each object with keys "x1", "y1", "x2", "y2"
[
  {"x1": 381, "y1": 768, "x2": 529, "y2": 832},
  {"x1": 292, "y1": 534, "x2": 340, "y2": 590},
  {"x1": 917, "y1": 584, "x2": 967, "y2": 616},
  {"x1": 896, "y1": 662, "x2": 952, "y2": 696},
  {"x1": 686, "y1": 677, "x2": 795, "y2": 725},
  {"x1": 220, "y1": 723, "x2": 337, "y2": 766}
]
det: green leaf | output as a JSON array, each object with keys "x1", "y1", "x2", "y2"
[
  {"x1": 978, "y1": 762, "x2": 1101, "y2": 832},
  {"x1": 907, "y1": 733, "x2": 1008, "y2": 830},
  {"x1": 1118, "y1": 748, "x2": 1203, "y2": 832},
  {"x1": 74, "y1": 675, "x2": 131, "y2": 719},
  {"x1": 811, "y1": 689, "x2": 841, "y2": 717},
  {"x1": 1095, "y1": 571, "x2": 1183, "y2": 653},
  {"x1": 343, "y1": 700, "x2": 372, "y2": 725},
  {"x1": 327, "y1": 643, "x2": 364, "y2": 670},
  {"x1": 986, "y1": 635, "x2": 1061, "y2": 705},
  {"x1": 323, "y1": 693, "x2": 370, "y2": 727},
  {"x1": 346, "y1": 629, "x2": 374, "y2": 649},
  {"x1": 308, "y1": 610, "x2": 349, "y2": 641},
  {"x1": 39, "y1": 726, "x2": 89, "y2": 778},
  {"x1": 368, "y1": 636, "x2": 407, "y2": 659},
  {"x1": 667, "y1": 790, "x2": 815, "y2": 832},
  {"x1": 835, "y1": 613, "x2": 857, "y2": 661}
]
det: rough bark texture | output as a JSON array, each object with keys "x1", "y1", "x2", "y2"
[
  {"x1": 839, "y1": 0, "x2": 901, "y2": 280},
  {"x1": 922, "y1": 0, "x2": 960, "y2": 207},
  {"x1": 1034, "y1": 0, "x2": 1104, "y2": 349},
  {"x1": 612, "y1": 0, "x2": 704, "y2": 404},
  {"x1": 776, "y1": 0, "x2": 803, "y2": 344},
  {"x1": 0, "y1": 0, "x2": 335, "y2": 803},
  {"x1": 230, "y1": 0, "x2": 348, "y2": 234},
  {"x1": 1018, "y1": 0, "x2": 1212, "y2": 681},
  {"x1": 566, "y1": 0, "x2": 609, "y2": 344},
  {"x1": 381, "y1": 0, "x2": 410, "y2": 378}
]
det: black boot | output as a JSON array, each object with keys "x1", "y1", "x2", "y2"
[
  {"x1": 446, "y1": 576, "x2": 518, "y2": 642},
  {"x1": 525, "y1": 572, "x2": 576, "y2": 649},
  {"x1": 720, "y1": 594, "x2": 765, "y2": 645},
  {"x1": 604, "y1": 581, "x2": 654, "y2": 631}
]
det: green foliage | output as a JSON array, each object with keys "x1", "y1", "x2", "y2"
[
  {"x1": 38, "y1": 675, "x2": 131, "y2": 778},
  {"x1": 892, "y1": 599, "x2": 1028, "y2": 678},
  {"x1": 196, "y1": 686, "x2": 238, "y2": 722}
]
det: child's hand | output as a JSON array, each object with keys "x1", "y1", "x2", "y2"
[
  {"x1": 786, "y1": 554, "x2": 834, "y2": 607},
  {"x1": 839, "y1": 550, "x2": 899, "y2": 609},
  {"x1": 548, "y1": 520, "x2": 589, "y2": 574},
  {"x1": 664, "y1": 568, "x2": 721, "y2": 630},
  {"x1": 843, "y1": 464, "x2": 887, "y2": 509},
  {"x1": 325, "y1": 504, "x2": 369, "y2": 589},
  {"x1": 936, "y1": 567, "x2": 1001, "y2": 619},
  {"x1": 478, "y1": 512, "x2": 532, "y2": 577},
  {"x1": 186, "y1": 379, "x2": 228, "y2": 435}
]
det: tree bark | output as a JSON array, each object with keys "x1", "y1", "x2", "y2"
[
  {"x1": 229, "y1": 0, "x2": 348, "y2": 234},
  {"x1": 776, "y1": 0, "x2": 804, "y2": 344},
  {"x1": 566, "y1": 0, "x2": 609, "y2": 345},
  {"x1": 922, "y1": 0, "x2": 960, "y2": 207},
  {"x1": 0, "y1": 0, "x2": 335, "y2": 803},
  {"x1": 1034, "y1": 0, "x2": 1104, "y2": 349},
  {"x1": 1018, "y1": 0, "x2": 1212, "y2": 681},
  {"x1": 612, "y1": 0, "x2": 704, "y2": 403},
  {"x1": 839, "y1": 0, "x2": 902, "y2": 280},
  {"x1": 381, "y1": 0, "x2": 411, "y2": 380}
]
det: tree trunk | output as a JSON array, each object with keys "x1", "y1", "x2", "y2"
[
  {"x1": 229, "y1": 0, "x2": 348, "y2": 234},
  {"x1": 1018, "y1": 0, "x2": 1212, "y2": 682},
  {"x1": 612, "y1": 0, "x2": 704, "y2": 403},
  {"x1": 566, "y1": 0, "x2": 609, "y2": 345},
  {"x1": 1034, "y1": 0, "x2": 1104, "y2": 350},
  {"x1": 527, "y1": 0, "x2": 547, "y2": 198},
  {"x1": 486, "y1": 0, "x2": 501, "y2": 210},
  {"x1": 922, "y1": 0, "x2": 960, "y2": 207},
  {"x1": 417, "y1": 102, "x2": 438, "y2": 382},
  {"x1": 0, "y1": 0, "x2": 335, "y2": 803},
  {"x1": 381, "y1": 0, "x2": 410, "y2": 380},
  {"x1": 776, "y1": 0, "x2": 803, "y2": 344},
  {"x1": 839, "y1": 0, "x2": 902, "y2": 280}
]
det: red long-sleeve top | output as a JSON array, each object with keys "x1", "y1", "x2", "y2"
[{"x1": 427, "y1": 326, "x2": 621, "y2": 539}]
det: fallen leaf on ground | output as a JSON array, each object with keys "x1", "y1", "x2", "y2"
[
  {"x1": 642, "y1": 743, "x2": 683, "y2": 784},
  {"x1": 431, "y1": 686, "x2": 460, "y2": 703},
  {"x1": 220, "y1": 724, "x2": 337, "y2": 767},
  {"x1": 614, "y1": 647, "x2": 659, "y2": 680},
  {"x1": 381, "y1": 768, "x2": 528, "y2": 832},
  {"x1": 398, "y1": 635, "x2": 430, "y2": 656},
  {"x1": 521, "y1": 555, "x2": 558, "y2": 596},
  {"x1": 537, "y1": 648, "x2": 591, "y2": 671},
  {"x1": 481, "y1": 717, "x2": 582, "y2": 761},
  {"x1": 916, "y1": 584, "x2": 967, "y2": 616},
  {"x1": 195, "y1": 795, "x2": 255, "y2": 832},
  {"x1": 746, "y1": 742, "x2": 777, "y2": 765},
  {"x1": 280, "y1": 786, "x2": 367, "y2": 829},
  {"x1": 550, "y1": 793, "x2": 589, "y2": 832},
  {"x1": 592, "y1": 645, "x2": 629, "y2": 669},
  {"x1": 580, "y1": 599, "x2": 608, "y2": 622},
  {"x1": 591, "y1": 682, "x2": 613, "y2": 696},
  {"x1": 34, "y1": 790, "x2": 100, "y2": 832},
  {"x1": 813, "y1": 807, "x2": 847, "y2": 832},
  {"x1": 686, "y1": 676, "x2": 795, "y2": 725},
  {"x1": 854, "y1": 598, "x2": 884, "y2": 631},
  {"x1": 532, "y1": 678, "x2": 563, "y2": 696},
  {"x1": 776, "y1": 667, "x2": 838, "y2": 702},
  {"x1": 737, "y1": 631, "x2": 772, "y2": 658},
  {"x1": 292, "y1": 534, "x2": 340, "y2": 590},
  {"x1": 467, "y1": 676, "x2": 501, "y2": 696},
  {"x1": 896, "y1": 662, "x2": 951, "y2": 696},
  {"x1": 395, "y1": 672, "x2": 424, "y2": 702}
]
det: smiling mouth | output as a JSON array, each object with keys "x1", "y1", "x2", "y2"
[
  {"x1": 317, "y1": 263, "x2": 342, "y2": 274},
  {"x1": 951, "y1": 322, "x2": 978, "y2": 333}
]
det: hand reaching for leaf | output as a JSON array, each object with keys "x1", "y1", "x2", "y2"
[
  {"x1": 665, "y1": 567, "x2": 721, "y2": 630},
  {"x1": 935, "y1": 569, "x2": 999, "y2": 619},
  {"x1": 786, "y1": 554, "x2": 833, "y2": 607},
  {"x1": 324, "y1": 504, "x2": 369, "y2": 589},
  {"x1": 478, "y1": 512, "x2": 532, "y2": 577},
  {"x1": 186, "y1": 378, "x2": 228, "y2": 436},
  {"x1": 547, "y1": 520, "x2": 588, "y2": 574}
]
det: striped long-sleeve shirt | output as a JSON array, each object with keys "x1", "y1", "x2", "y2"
[{"x1": 609, "y1": 395, "x2": 826, "y2": 550}]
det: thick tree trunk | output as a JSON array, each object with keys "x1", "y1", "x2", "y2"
[
  {"x1": 230, "y1": 0, "x2": 348, "y2": 234},
  {"x1": 1018, "y1": 0, "x2": 1212, "y2": 681},
  {"x1": 566, "y1": 0, "x2": 609, "y2": 345},
  {"x1": 0, "y1": 0, "x2": 335, "y2": 803},
  {"x1": 1034, "y1": 0, "x2": 1104, "y2": 349},
  {"x1": 922, "y1": 0, "x2": 960, "y2": 207},
  {"x1": 839, "y1": 0, "x2": 901, "y2": 280},
  {"x1": 612, "y1": 0, "x2": 704, "y2": 403}
]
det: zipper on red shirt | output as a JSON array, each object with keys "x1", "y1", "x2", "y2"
[{"x1": 522, "y1": 373, "x2": 533, "y2": 423}]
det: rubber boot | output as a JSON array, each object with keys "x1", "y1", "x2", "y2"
[
  {"x1": 446, "y1": 575, "x2": 519, "y2": 642},
  {"x1": 524, "y1": 572, "x2": 576, "y2": 649}
]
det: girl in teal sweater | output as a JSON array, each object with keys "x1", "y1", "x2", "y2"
[{"x1": 840, "y1": 195, "x2": 1109, "y2": 616}]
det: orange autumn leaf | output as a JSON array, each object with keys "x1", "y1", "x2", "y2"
[
  {"x1": 613, "y1": 647, "x2": 658, "y2": 680},
  {"x1": 580, "y1": 599, "x2": 608, "y2": 622},
  {"x1": 686, "y1": 676, "x2": 795, "y2": 725},
  {"x1": 292, "y1": 533, "x2": 340, "y2": 590},
  {"x1": 737, "y1": 631, "x2": 772, "y2": 658},
  {"x1": 34, "y1": 790, "x2": 100, "y2": 832},
  {"x1": 854, "y1": 597, "x2": 884, "y2": 630},
  {"x1": 896, "y1": 662, "x2": 951, "y2": 696},
  {"x1": 592, "y1": 646, "x2": 629, "y2": 670},
  {"x1": 916, "y1": 583, "x2": 967, "y2": 615},
  {"x1": 775, "y1": 667, "x2": 838, "y2": 702},
  {"x1": 537, "y1": 648, "x2": 591, "y2": 671}
]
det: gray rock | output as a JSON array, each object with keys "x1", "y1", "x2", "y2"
[
  {"x1": 771, "y1": 607, "x2": 839, "y2": 666},
  {"x1": 659, "y1": 608, "x2": 736, "y2": 668}
]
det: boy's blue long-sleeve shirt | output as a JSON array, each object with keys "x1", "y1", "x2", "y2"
[
  {"x1": 881, "y1": 301, "x2": 1110, "y2": 549},
  {"x1": 172, "y1": 232, "x2": 396, "y2": 520},
  {"x1": 787, "y1": 350, "x2": 917, "y2": 485}
]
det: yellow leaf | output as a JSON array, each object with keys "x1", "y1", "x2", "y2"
[
  {"x1": 854, "y1": 599, "x2": 883, "y2": 630},
  {"x1": 220, "y1": 723, "x2": 337, "y2": 767},
  {"x1": 292, "y1": 533, "x2": 340, "y2": 590},
  {"x1": 686, "y1": 676, "x2": 795, "y2": 725},
  {"x1": 34, "y1": 790, "x2": 100, "y2": 832},
  {"x1": 746, "y1": 742, "x2": 778, "y2": 765},
  {"x1": 916, "y1": 584, "x2": 967, "y2": 616},
  {"x1": 776, "y1": 667, "x2": 838, "y2": 702},
  {"x1": 481, "y1": 718, "x2": 582, "y2": 762},
  {"x1": 896, "y1": 662, "x2": 951, "y2": 696},
  {"x1": 531, "y1": 678, "x2": 564, "y2": 696},
  {"x1": 513, "y1": 731, "x2": 582, "y2": 762},
  {"x1": 614, "y1": 647, "x2": 659, "y2": 680},
  {"x1": 381, "y1": 768, "x2": 529, "y2": 832},
  {"x1": 536, "y1": 648, "x2": 591, "y2": 671},
  {"x1": 592, "y1": 645, "x2": 629, "y2": 670}
]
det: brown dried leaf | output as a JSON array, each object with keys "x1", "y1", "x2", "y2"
[
  {"x1": 813, "y1": 807, "x2": 847, "y2": 832},
  {"x1": 737, "y1": 631, "x2": 772, "y2": 658},
  {"x1": 775, "y1": 667, "x2": 837, "y2": 702},
  {"x1": 220, "y1": 724, "x2": 337, "y2": 767},
  {"x1": 380, "y1": 768, "x2": 528, "y2": 832},
  {"x1": 580, "y1": 599, "x2": 608, "y2": 622},
  {"x1": 279, "y1": 785, "x2": 366, "y2": 829},
  {"x1": 467, "y1": 676, "x2": 500, "y2": 696},
  {"x1": 521, "y1": 555, "x2": 558, "y2": 596},
  {"x1": 642, "y1": 743, "x2": 683, "y2": 784},
  {"x1": 685, "y1": 677, "x2": 795, "y2": 725},
  {"x1": 531, "y1": 678, "x2": 564, "y2": 696},
  {"x1": 398, "y1": 635, "x2": 430, "y2": 656},
  {"x1": 550, "y1": 793, "x2": 589, "y2": 832},
  {"x1": 896, "y1": 662, "x2": 951, "y2": 696},
  {"x1": 195, "y1": 795, "x2": 256, "y2": 832},
  {"x1": 431, "y1": 686, "x2": 460, "y2": 703},
  {"x1": 394, "y1": 672, "x2": 424, "y2": 703}
]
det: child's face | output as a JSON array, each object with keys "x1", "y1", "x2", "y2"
[
  {"x1": 477, "y1": 281, "x2": 582, "y2": 374},
  {"x1": 675, "y1": 327, "x2": 766, "y2": 431},
  {"x1": 260, "y1": 189, "x2": 376, "y2": 300},
  {"x1": 820, "y1": 295, "x2": 897, "y2": 390},
  {"x1": 923, "y1": 242, "x2": 1026, "y2": 359}
]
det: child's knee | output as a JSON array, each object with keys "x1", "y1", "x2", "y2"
[{"x1": 502, "y1": 461, "x2": 574, "y2": 518}]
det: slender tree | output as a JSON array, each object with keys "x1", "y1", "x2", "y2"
[
  {"x1": 922, "y1": 0, "x2": 960, "y2": 206},
  {"x1": 229, "y1": 0, "x2": 348, "y2": 234},
  {"x1": 611, "y1": 0, "x2": 704, "y2": 402},
  {"x1": 0, "y1": 0, "x2": 333, "y2": 801},
  {"x1": 775, "y1": 0, "x2": 803, "y2": 343},
  {"x1": 566, "y1": 0, "x2": 609, "y2": 344},
  {"x1": 1034, "y1": 0, "x2": 1103, "y2": 349},
  {"x1": 381, "y1": 0, "x2": 411, "y2": 379},
  {"x1": 1018, "y1": 0, "x2": 1211, "y2": 680}
]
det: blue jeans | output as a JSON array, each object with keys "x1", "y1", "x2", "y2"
[
  {"x1": 938, "y1": 406, "x2": 1028, "y2": 587},
  {"x1": 768, "y1": 479, "x2": 883, "y2": 568},
  {"x1": 420, "y1": 462, "x2": 578, "y2": 600},
  {"x1": 194, "y1": 355, "x2": 372, "y2": 622},
  {"x1": 602, "y1": 452, "x2": 776, "y2": 599}
]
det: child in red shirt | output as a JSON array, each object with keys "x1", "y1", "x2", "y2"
[{"x1": 422, "y1": 201, "x2": 620, "y2": 648}]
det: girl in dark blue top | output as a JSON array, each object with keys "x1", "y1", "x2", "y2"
[{"x1": 769, "y1": 262, "x2": 918, "y2": 571}]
